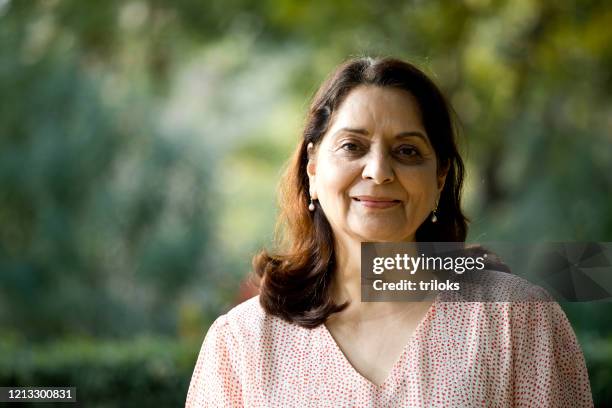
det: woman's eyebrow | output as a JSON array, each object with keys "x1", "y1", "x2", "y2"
[
  {"x1": 335, "y1": 127, "x2": 429, "y2": 143},
  {"x1": 395, "y1": 131, "x2": 429, "y2": 144},
  {"x1": 335, "y1": 127, "x2": 369, "y2": 136}
]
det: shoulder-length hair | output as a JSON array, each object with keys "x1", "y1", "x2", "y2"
[{"x1": 252, "y1": 57, "x2": 469, "y2": 328}]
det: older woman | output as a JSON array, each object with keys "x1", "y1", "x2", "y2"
[{"x1": 186, "y1": 57, "x2": 593, "y2": 407}]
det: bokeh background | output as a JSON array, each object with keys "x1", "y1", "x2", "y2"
[{"x1": 1, "y1": 0, "x2": 611, "y2": 406}]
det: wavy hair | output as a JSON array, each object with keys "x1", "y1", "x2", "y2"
[{"x1": 252, "y1": 57, "x2": 470, "y2": 328}]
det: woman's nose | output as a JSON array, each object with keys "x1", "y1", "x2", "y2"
[{"x1": 362, "y1": 151, "x2": 395, "y2": 184}]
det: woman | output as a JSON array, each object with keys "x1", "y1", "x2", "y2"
[{"x1": 186, "y1": 57, "x2": 593, "y2": 407}]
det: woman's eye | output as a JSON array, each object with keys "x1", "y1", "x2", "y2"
[
  {"x1": 340, "y1": 142, "x2": 361, "y2": 152},
  {"x1": 397, "y1": 146, "x2": 420, "y2": 157}
]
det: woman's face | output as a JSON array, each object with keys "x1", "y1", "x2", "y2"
[{"x1": 307, "y1": 85, "x2": 448, "y2": 242}]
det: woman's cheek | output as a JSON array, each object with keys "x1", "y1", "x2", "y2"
[
  {"x1": 400, "y1": 166, "x2": 438, "y2": 194},
  {"x1": 323, "y1": 161, "x2": 359, "y2": 189}
]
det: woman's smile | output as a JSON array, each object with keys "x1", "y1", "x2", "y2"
[{"x1": 352, "y1": 196, "x2": 402, "y2": 209}]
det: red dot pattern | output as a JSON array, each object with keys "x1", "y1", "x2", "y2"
[{"x1": 186, "y1": 276, "x2": 593, "y2": 407}]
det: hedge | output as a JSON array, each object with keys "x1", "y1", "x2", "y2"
[{"x1": 0, "y1": 336, "x2": 200, "y2": 407}]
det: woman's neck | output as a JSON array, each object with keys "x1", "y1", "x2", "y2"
[
  {"x1": 330, "y1": 236, "x2": 362, "y2": 306},
  {"x1": 329, "y1": 233, "x2": 420, "y2": 322}
]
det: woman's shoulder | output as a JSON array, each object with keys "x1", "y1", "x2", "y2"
[
  {"x1": 465, "y1": 270, "x2": 573, "y2": 331},
  {"x1": 487, "y1": 268, "x2": 554, "y2": 300},
  {"x1": 446, "y1": 268, "x2": 555, "y2": 302},
  {"x1": 210, "y1": 295, "x2": 297, "y2": 344},
  {"x1": 437, "y1": 269, "x2": 567, "y2": 329},
  {"x1": 225, "y1": 294, "x2": 267, "y2": 326}
]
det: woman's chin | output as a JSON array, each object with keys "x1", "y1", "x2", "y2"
[{"x1": 353, "y1": 229, "x2": 407, "y2": 243}]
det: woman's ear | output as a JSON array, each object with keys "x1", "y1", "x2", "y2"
[{"x1": 306, "y1": 142, "x2": 317, "y2": 199}]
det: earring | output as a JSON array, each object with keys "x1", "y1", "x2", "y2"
[
  {"x1": 308, "y1": 198, "x2": 316, "y2": 211},
  {"x1": 430, "y1": 200, "x2": 438, "y2": 223}
]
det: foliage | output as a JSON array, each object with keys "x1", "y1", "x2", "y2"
[
  {"x1": 0, "y1": 335, "x2": 199, "y2": 407},
  {"x1": 579, "y1": 334, "x2": 612, "y2": 406},
  {"x1": 0, "y1": 8, "x2": 215, "y2": 339}
]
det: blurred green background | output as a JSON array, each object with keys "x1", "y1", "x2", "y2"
[{"x1": 1, "y1": 0, "x2": 611, "y2": 406}]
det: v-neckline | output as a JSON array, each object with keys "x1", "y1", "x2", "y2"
[{"x1": 319, "y1": 296, "x2": 438, "y2": 389}]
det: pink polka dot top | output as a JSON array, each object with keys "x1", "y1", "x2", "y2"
[{"x1": 186, "y1": 272, "x2": 593, "y2": 407}]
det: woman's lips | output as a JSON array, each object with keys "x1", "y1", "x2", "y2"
[{"x1": 352, "y1": 197, "x2": 401, "y2": 209}]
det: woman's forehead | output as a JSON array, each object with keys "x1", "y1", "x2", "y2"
[{"x1": 328, "y1": 85, "x2": 426, "y2": 135}]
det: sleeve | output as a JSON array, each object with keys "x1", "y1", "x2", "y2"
[
  {"x1": 185, "y1": 314, "x2": 243, "y2": 407},
  {"x1": 510, "y1": 300, "x2": 594, "y2": 407}
]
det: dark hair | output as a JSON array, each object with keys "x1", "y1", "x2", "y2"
[{"x1": 252, "y1": 57, "x2": 469, "y2": 328}]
